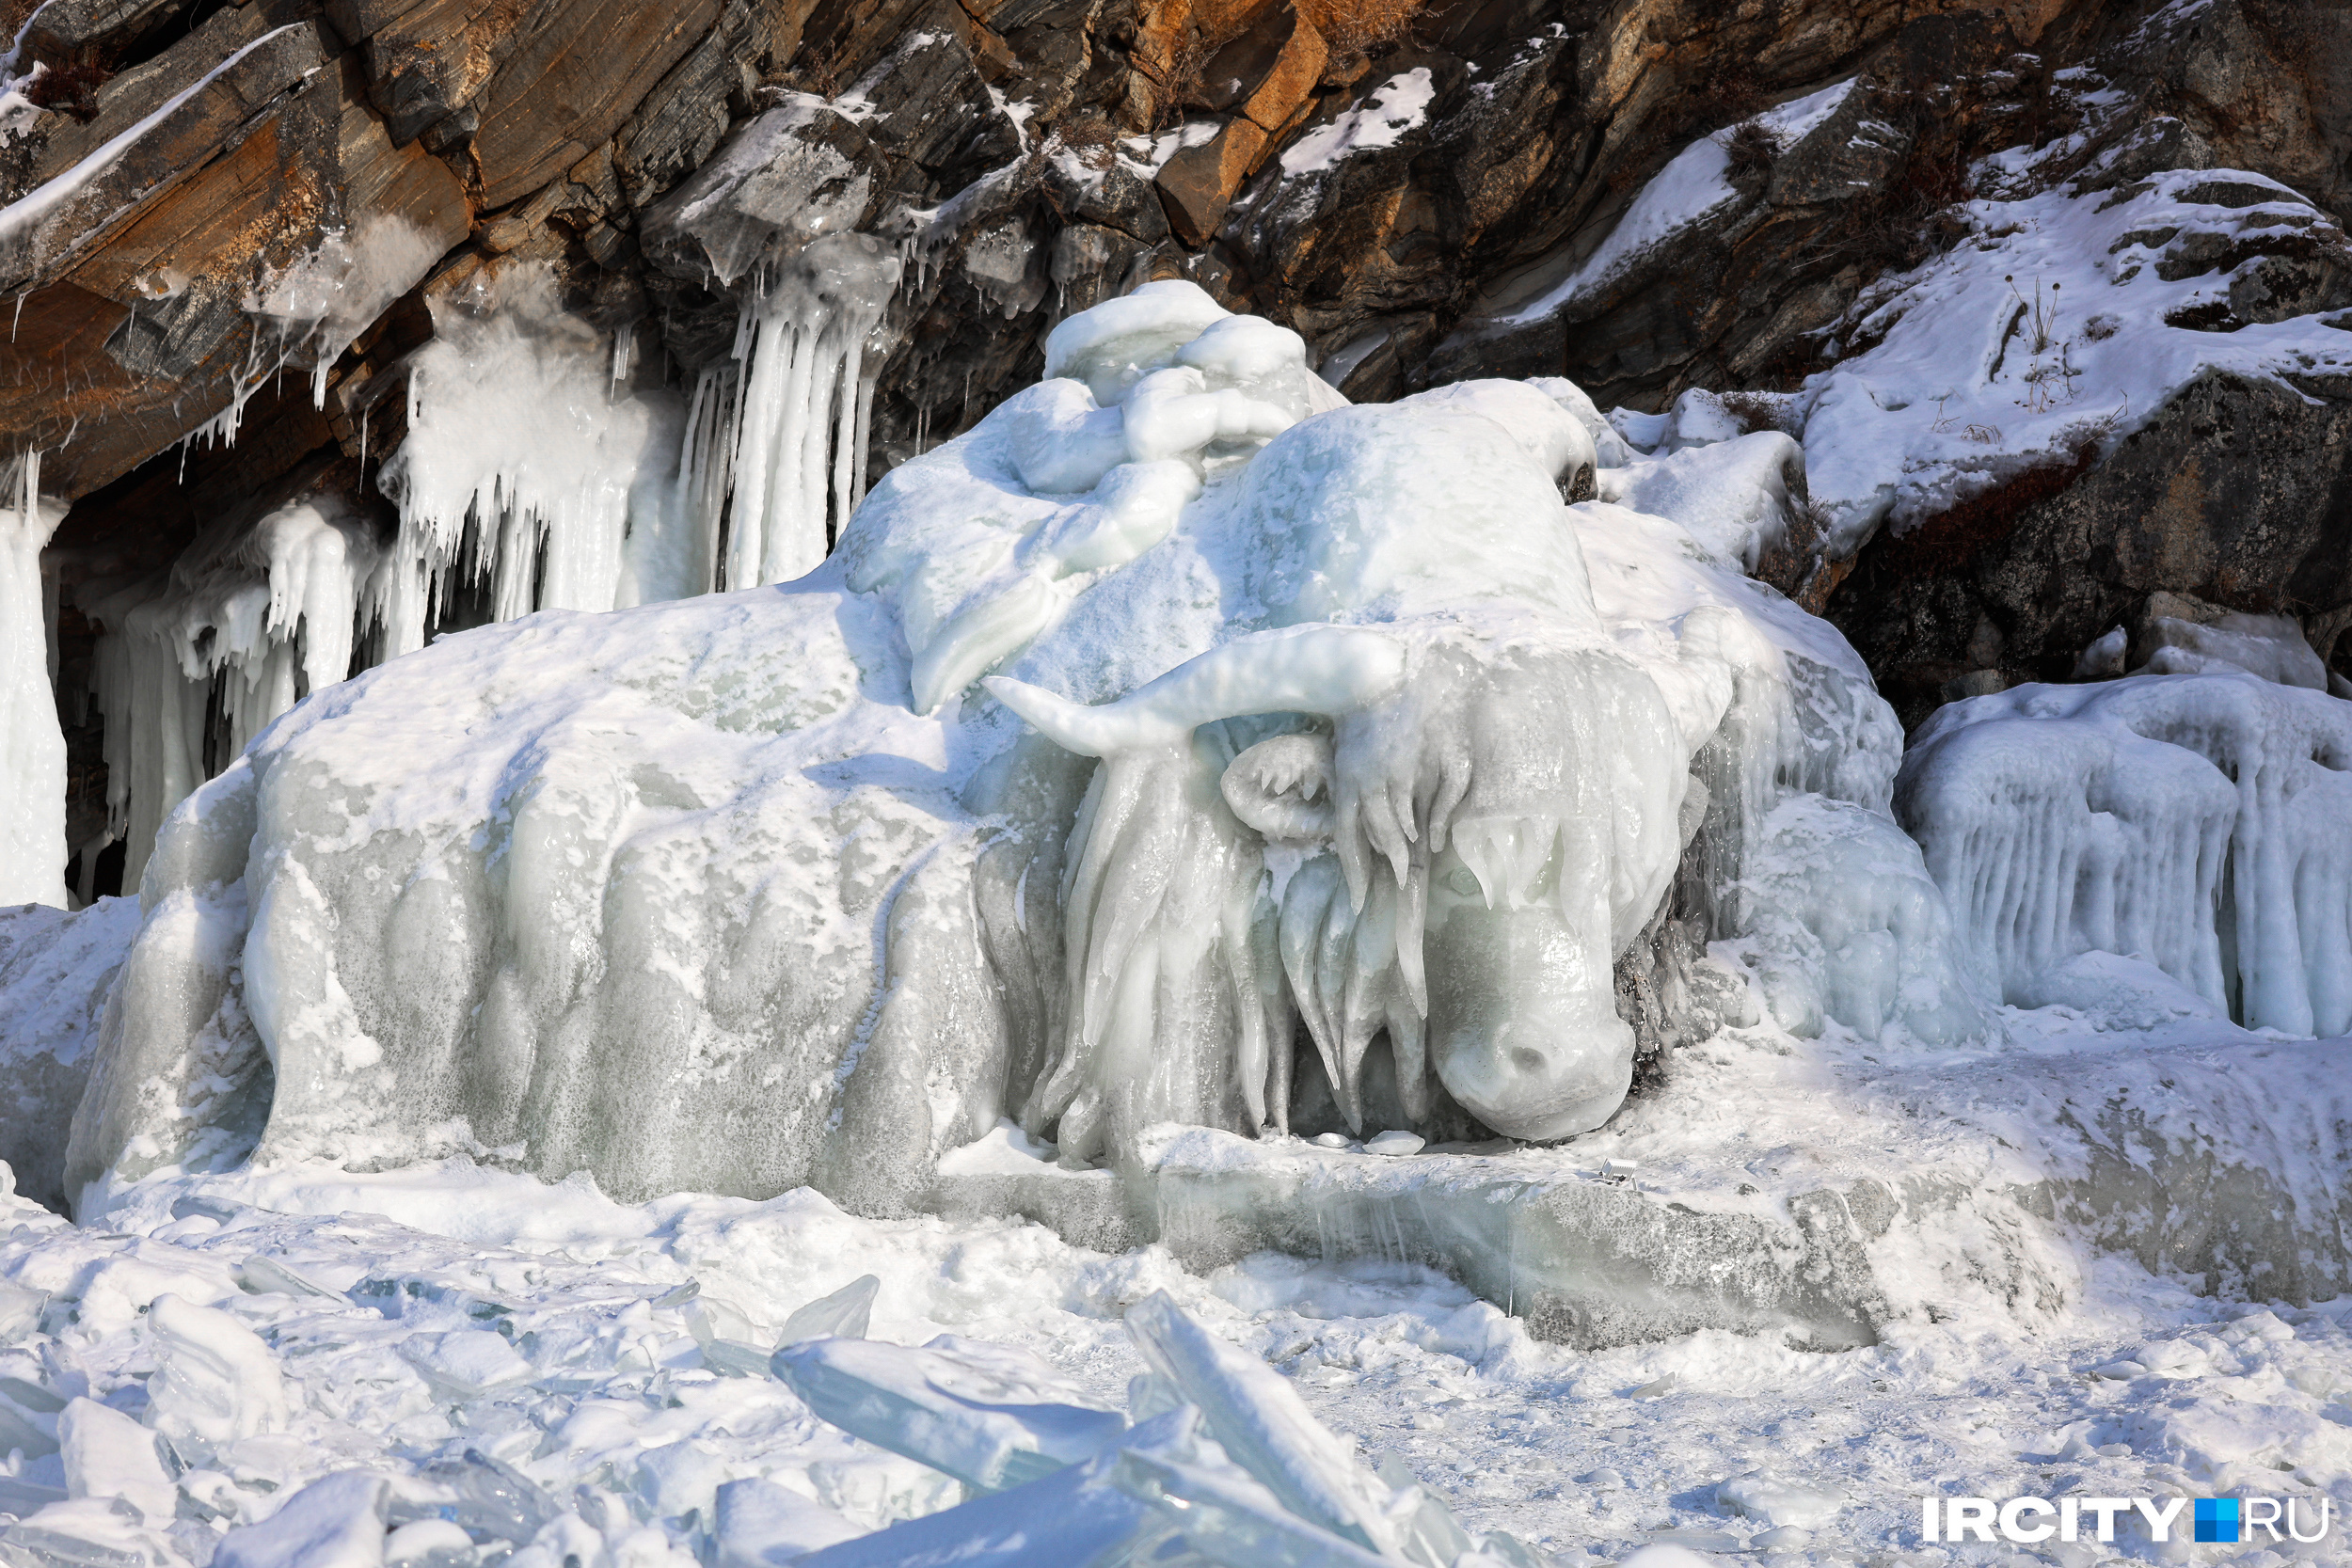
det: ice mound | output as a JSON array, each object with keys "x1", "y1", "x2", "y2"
[
  {"x1": 0, "y1": 895, "x2": 140, "y2": 1210},
  {"x1": 1899, "y1": 671, "x2": 2352, "y2": 1033},
  {"x1": 58, "y1": 279, "x2": 1979, "y2": 1212}
]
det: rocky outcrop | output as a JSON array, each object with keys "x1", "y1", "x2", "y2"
[{"x1": 1831, "y1": 371, "x2": 2352, "y2": 726}]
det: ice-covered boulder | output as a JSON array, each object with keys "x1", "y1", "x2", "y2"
[
  {"x1": 1899, "y1": 672, "x2": 2352, "y2": 1034},
  {"x1": 59, "y1": 281, "x2": 1979, "y2": 1212}
]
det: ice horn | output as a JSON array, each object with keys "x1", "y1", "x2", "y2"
[{"x1": 982, "y1": 625, "x2": 1406, "y2": 757}]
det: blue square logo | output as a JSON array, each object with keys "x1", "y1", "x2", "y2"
[{"x1": 2195, "y1": 1498, "x2": 2240, "y2": 1544}]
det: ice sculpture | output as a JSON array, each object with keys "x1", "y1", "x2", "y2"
[
  {"x1": 58, "y1": 281, "x2": 1982, "y2": 1214},
  {"x1": 1899, "y1": 672, "x2": 2352, "y2": 1035}
]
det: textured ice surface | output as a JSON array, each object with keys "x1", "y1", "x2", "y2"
[
  {"x1": 2135, "y1": 610, "x2": 2332, "y2": 689},
  {"x1": 51, "y1": 279, "x2": 1981, "y2": 1208},
  {"x1": 1899, "y1": 672, "x2": 2352, "y2": 1033},
  {"x1": 73, "y1": 267, "x2": 697, "y2": 887},
  {"x1": 0, "y1": 897, "x2": 137, "y2": 1209}
]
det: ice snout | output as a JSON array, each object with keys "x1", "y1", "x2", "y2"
[{"x1": 1426, "y1": 883, "x2": 1632, "y2": 1141}]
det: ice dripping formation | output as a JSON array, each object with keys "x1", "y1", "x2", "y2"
[
  {"x1": 1899, "y1": 673, "x2": 2352, "y2": 1036},
  {"x1": 678, "y1": 233, "x2": 904, "y2": 594},
  {"x1": 56, "y1": 282, "x2": 1996, "y2": 1210},
  {"x1": 51, "y1": 225, "x2": 919, "y2": 891},
  {"x1": 0, "y1": 452, "x2": 69, "y2": 908}
]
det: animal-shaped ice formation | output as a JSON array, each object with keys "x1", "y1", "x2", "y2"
[{"x1": 55, "y1": 282, "x2": 1982, "y2": 1212}]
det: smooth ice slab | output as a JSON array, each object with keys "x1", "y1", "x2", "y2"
[{"x1": 771, "y1": 1334, "x2": 1128, "y2": 1491}]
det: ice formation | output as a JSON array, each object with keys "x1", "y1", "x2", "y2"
[
  {"x1": 677, "y1": 234, "x2": 903, "y2": 593},
  {"x1": 374, "y1": 264, "x2": 690, "y2": 655},
  {"x1": 72, "y1": 265, "x2": 708, "y2": 887},
  {"x1": 79, "y1": 499, "x2": 379, "y2": 893},
  {"x1": 248, "y1": 215, "x2": 445, "y2": 410},
  {"x1": 0, "y1": 451, "x2": 68, "y2": 907},
  {"x1": 53, "y1": 280, "x2": 1985, "y2": 1212},
  {"x1": 1899, "y1": 671, "x2": 2352, "y2": 1034},
  {"x1": 0, "y1": 895, "x2": 139, "y2": 1209}
]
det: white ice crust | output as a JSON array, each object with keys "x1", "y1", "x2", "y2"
[
  {"x1": 56, "y1": 281, "x2": 1980, "y2": 1212},
  {"x1": 1899, "y1": 671, "x2": 2352, "y2": 1036}
]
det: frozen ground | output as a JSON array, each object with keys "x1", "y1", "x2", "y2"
[{"x1": 0, "y1": 1135, "x2": 2345, "y2": 1568}]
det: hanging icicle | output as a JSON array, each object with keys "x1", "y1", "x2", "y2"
[
  {"x1": 370, "y1": 263, "x2": 686, "y2": 656},
  {"x1": 79, "y1": 498, "x2": 379, "y2": 893},
  {"x1": 677, "y1": 232, "x2": 902, "y2": 591},
  {"x1": 0, "y1": 449, "x2": 69, "y2": 906}
]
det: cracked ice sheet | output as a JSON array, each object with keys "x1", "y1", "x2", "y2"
[{"x1": 0, "y1": 1126, "x2": 2344, "y2": 1568}]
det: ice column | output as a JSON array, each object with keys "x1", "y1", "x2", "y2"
[
  {"x1": 82, "y1": 500, "x2": 377, "y2": 891},
  {"x1": 0, "y1": 451, "x2": 68, "y2": 906},
  {"x1": 679, "y1": 233, "x2": 902, "y2": 590}
]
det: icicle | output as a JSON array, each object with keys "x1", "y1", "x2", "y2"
[
  {"x1": 0, "y1": 448, "x2": 68, "y2": 905},
  {"x1": 79, "y1": 499, "x2": 380, "y2": 885},
  {"x1": 680, "y1": 233, "x2": 902, "y2": 589},
  {"x1": 372, "y1": 263, "x2": 687, "y2": 649}
]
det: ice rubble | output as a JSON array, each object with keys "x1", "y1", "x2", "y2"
[
  {"x1": 7, "y1": 1123, "x2": 2352, "y2": 1568},
  {"x1": 0, "y1": 1158, "x2": 1583, "y2": 1568},
  {"x1": 1898, "y1": 670, "x2": 2352, "y2": 1035},
  {"x1": 57, "y1": 279, "x2": 1986, "y2": 1212}
]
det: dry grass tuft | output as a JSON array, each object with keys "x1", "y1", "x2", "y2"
[{"x1": 1295, "y1": 0, "x2": 1422, "y2": 57}]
